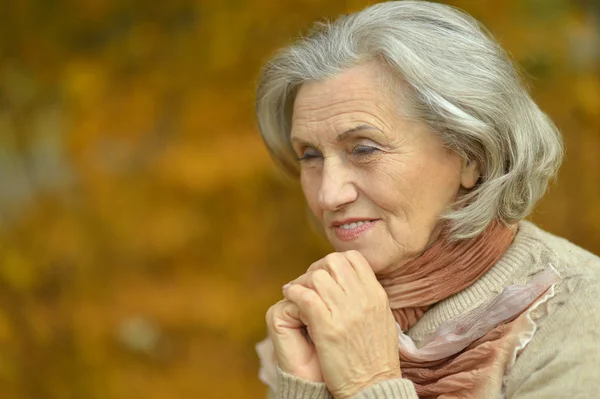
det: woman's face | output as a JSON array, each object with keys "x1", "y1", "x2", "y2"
[{"x1": 290, "y1": 63, "x2": 478, "y2": 274}]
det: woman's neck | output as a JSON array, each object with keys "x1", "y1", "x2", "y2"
[{"x1": 377, "y1": 220, "x2": 517, "y2": 330}]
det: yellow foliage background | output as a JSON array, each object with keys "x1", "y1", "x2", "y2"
[{"x1": 0, "y1": 0, "x2": 598, "y2": 398}]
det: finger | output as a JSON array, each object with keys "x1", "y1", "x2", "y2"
[
  {"x1": 343, "y1": 250, "x2": 378, "y2": 284},
  {"x1": 265, "y1": 300, "x2": 315, "y2": 373},
  {"x1": 306, "y1": 253, "x2": 361, "y2": 293},
  {"x1": 266, "y1": 300, "x2": 305, "y2": 332},
  {"x1": 287, "y1": 269, "x2": 345, "y2": 305},
  {"x1": 283, "y1": 284, "x2": 330, "y2": 326},
  {"x1": 343, "y1": 250, "x2": 389, "y2": 302}
]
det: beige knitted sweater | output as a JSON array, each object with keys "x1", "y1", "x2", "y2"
[{"x1": 265, "y1": 221, "x2": 600, "y2": 399}]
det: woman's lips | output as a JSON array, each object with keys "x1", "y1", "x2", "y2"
[{"x1": 333, "y1": 220, "x2": 378, "y2": 241}]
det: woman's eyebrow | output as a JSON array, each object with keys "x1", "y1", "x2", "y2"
[{"x1": 336, "y1": 124, "x2": 384, "y2": 142}]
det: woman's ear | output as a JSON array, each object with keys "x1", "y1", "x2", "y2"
[{"x1": 460, "y1": 158, "x2": 480, "y2": 189}]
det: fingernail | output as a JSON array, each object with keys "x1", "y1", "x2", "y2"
[{"x1": 282, "y1": 283, "x2": 291, "y2": 291}]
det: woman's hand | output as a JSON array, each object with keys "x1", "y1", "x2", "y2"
[
  {"x1": 265, "y1": 299, "x2": 323, "y2": 382},
  {"x1": 282, "y1": 250, "x2": 402, "y2": 399}
]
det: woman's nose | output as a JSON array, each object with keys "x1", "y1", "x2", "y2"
[{"x1": 318, "y1": 159, "x2": 358, "y2": 211}]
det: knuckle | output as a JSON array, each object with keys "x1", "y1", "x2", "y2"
[
  {"x1": 265, "y1": 305, "x2": 276, "y2": 326},
  {"x1": 307, "y1": 259, "x2": 320, "y2": 272},
  {"x1": 300, "y1": 289, "x2": 317, "y2": 306},
  {"x1": 345, "y1": 250, "x2": 373, "y2": 272},
  {"x1": 346, "y1": 250, "x2": 367, "y2": 265},
  {"x1": 324, "y1": 252, "x2": 342, "y2": 264},
  {"x1": 324, "y1": 257, "x2": 340, "y2": 273},
  {"x1": 323, "y1": 254, "x2": 345, "y2": 276},
  {"x1": 325, "y1": 260, "x2": 339, "y2": 276},
  {"x1": 327, "y1": 263, "x2": 343, "y2": 281},
  {"x1": 265, "y1": 300, "x2": 285, "y2": 324},
  {"x1": 312, "y1": 269, "x2": 329, "y2": 284},
  {"x1": 345, "y1": 249, "x2": 362, "y2": 259}
]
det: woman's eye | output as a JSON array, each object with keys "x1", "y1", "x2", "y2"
[
  {"x1": 351, "y1": 145, "x2": 379, "y2": 156},
  {"x1": 297, "y1": 148, "x2": 322, "y2": 161}
]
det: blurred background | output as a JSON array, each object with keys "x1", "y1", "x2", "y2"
[{"x1": 0, "y1": 0, "x2": 598, "y2": 398}]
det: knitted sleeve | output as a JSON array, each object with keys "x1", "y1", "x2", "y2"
[
  {"x1": 348, "y1": 379, "x2": 418, "y2": 398},
  {"x1": 267, "y1": 367, "x2": 331, "y2": 399},
  {"x1": 267, "y1": 367, "x2": 418, "y2": 399},
  {"x1": 505, "y1": 274, "x2": 600, "y2": 398}
]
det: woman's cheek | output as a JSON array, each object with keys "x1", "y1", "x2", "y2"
[
  {"x1": 361, "y1": 161, "x2": 413, "y2": 212},
  {"x1": 300, "y1": 170, "x2": 323, "y2": 219}
]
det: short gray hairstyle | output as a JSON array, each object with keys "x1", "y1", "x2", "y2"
[{"x1": 255, "y1": 0, "x2": 563, "y2": 239}]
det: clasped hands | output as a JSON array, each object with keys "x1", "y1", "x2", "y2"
[{"x1": 266, "y1": 250, "x2": 402, "y2": 399}]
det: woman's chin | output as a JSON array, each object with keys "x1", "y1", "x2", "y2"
[
  {"x1": 325, "y1": 228, "x2": 410, "y2": 274},
  {"x1": 339, "y1": 245, "x2": 411, "y2": 275},
  {"x1": 330, "y1": 245, "x2": 391, "y2": 274},
  {"x1": 360, "y1": 252, "x2": 394, "y2": 274}
]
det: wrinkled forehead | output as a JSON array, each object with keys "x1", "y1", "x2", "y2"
[{"x1": 292, "y1": 65, "x2": 399, "y2": 129}]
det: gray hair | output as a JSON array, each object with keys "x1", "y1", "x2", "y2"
[{"x1": 255, "y1": 0, "x2": 563, "y2": 239}]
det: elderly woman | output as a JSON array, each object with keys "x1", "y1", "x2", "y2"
[{"x1": 254, "y1": 1, "x2": 600, "y2": 398}]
